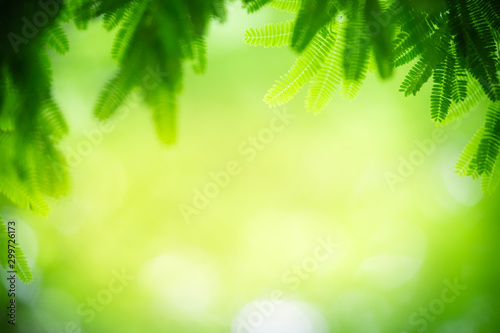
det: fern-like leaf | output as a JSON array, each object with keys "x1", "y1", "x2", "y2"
[
  {"x1": 481, "y1": 151, "x2": 500, "y2": 195},
  {"x1": 477, "y1": 101, "x2": 500, "y2": 175},
  {"x1": 103, "y1": 4, "x2": 131, "y2": 31},
  {"x1": 245, "y1": 21, "x2": 294, "y2": 48},
  {"x1": 269, "y1": 0, "x2": 301, "y2": 12},
  {"x1": 243, "y1": 0, "x2": 273, "y2": 13},
  {"x1": 399, "y1": 31, "x2": 449, "y2": 96},
  {"x1": 365, "y1": 0, "x2": 393, "y2": 78},
  {"x1": 480, "y1": 0, "x2": 500, "y2": 32},
  {"x1": 399, "y1": 58, "x2": 434, "y2": 96},
  {"x1": 456, "y1": 126, "x2": 484, "y2": 177},
  {"x1": 94, "y1": 62, "x2": 139, "y2": 120},
  {"x1": 0, "y1": 174, "x2": 31, "y2": 212},
  {"x1": 451, "y1": 62, "x2": 468, "y2": 103},
  {"x1": 44, "y1": 23, "x2": 70, "y2": 55},
  {"x1": 40, "y1": 97, "x2": 69, "y2": 139},
  {"x1": 450, "y1": 0, "x2": 500, "y2": 101},
  {"x1": 191, "y1": 36, "x2": 207, "y2": 74},
  {"x1": 14, "y1": 243, "x2": 33, "y2": 284},
  {"x1": 431, "y1": 52, "x2": 455, "y2": 123},
  {"x1": 342, "y1": 2, "x2": 370, "y2": 99},
  {"x1": 440, "y1": 75, "x2": 485, "y2": 125},
  {"x1": 111, "y1": 0, "x2": 150, "y2": 62},
  {"x1": 0, "y1": 219, "x2": 33, "y2": 284},
  {"x1": 148, "y1": 86, "x2": 177, "y2": 145},
  {"x1": 292, "y1": 0, "x2": 336, "y2": 52},
  {"x1": 264, "y1": 28, "x2": 336, "y2": 107}
]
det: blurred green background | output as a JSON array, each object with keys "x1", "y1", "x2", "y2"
[{"x1": 1, "y1": 4, "x2": 500, "y2": 333}]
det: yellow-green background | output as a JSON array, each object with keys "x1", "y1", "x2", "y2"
[{"x1": 1, "y1": 4, "x2": 499, "y2": 333}]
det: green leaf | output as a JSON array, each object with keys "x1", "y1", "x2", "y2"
[
  {"x1": 431, "y1": 52, "x2": 455, "y2": 123},
  {"x1": 269, "y1": 0, "x2": 302, "y2": 12},
  {"x1": 477, "y1": 101, "x2": 500, "y2": 175},
  {"x1": 440, "y1": 75, "x2": 485, "y2": 125},
  {"x1": 94, "y1": 62, "x2": 139, "y2": 120},
  {"x1": 365, "y1": 0, "x2": 393, "y2": 78},
  {"x1": 147, "y1": 85, "x2": 177, "y2": 145},
  {"x1": 342, "y1": 2, "x2": 371, "y2": 99},
  {"x1": 306, "y1": 22, "x2": 345, "y2": 112},
  {"x1": 482, "y1": 152, "x2": 500, "y2": 195},
  {"x1": 456, "y1": 126, "x2": 484, "y2": 178},
  {"x1": 399, "y1": 31, "x2": 449, "y2": 97},
  {"x1": 191, "y1": 37, "x2": 207, "y2": 74},
  {"x1": 450, "y1": 0, "x2": 500, "y2": 101},
  {"x1": 264, "y1": 28, "x2": 336, "y2": 107},
  {"x1": 292, "y1": 0, "x2": 337, "y2": 52},
  {"x1": 243, "y1": 0, "x2": 273, "y2": 13},
  {"x1": 44, "y1": 23, "x2": 70, "y2": 55},
  {"x1": 0, "y1": 219, "x2": 33, "y2": 284},
  {"x1": 111, "y1": 0, "x2": 150, "y2": 62},
  {"x1": 40, "y1": 97, "x2": 69, "y2": 139},
  {"x1": 245, "y1": 21, "x2": 294, "y2": 48}
]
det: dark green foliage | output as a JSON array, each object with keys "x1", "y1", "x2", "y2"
[
  {"x1": 249, "y1": 0, "x2": 396, "y2": 112},
  {"x1": 247, "y1": 0, "x2": 500, "y2": 193},
  {"x1": 243, "y1": 0, "x2": 273, "y2": 12},
  {"x1": 72, "y1": 0, "x2": 228, "y2": 145},
  {"x1": 431, "y1": 53, "x2": 456, "y2": 122},
  {"x1": 45, "y1": 23, "x2": 70, "y2": 55},
  {"x1": 306, "y1": 27, "x2": 344, "y2": 112},
  {"x1": 365, "y1": 0, "x2": 393, "y2": 78},
  {"x1": 1, "y1": 0, "x2": 500, "y2": 221},
  {"x1": 342, "y1": 0, "x2": 370, "y2": 99},
  {"x1": 449, "y1": 0, "x2": 500, "y2": 101},
  {"x1": 0, "y1": 0, "x2": 230, "y2": 214},
  {"x1": 292, "y1": 0, "x2": 337, "y2": 52},
  {"x1": 0, "y1": 1, "x2": 69, "y2": 215},
  {"x1": 263, "y1": 27, "x2": 337, "y2": 109},
  {"x1": 477, "y1": 102, "x2": 500, "y2": 175},
  {"x1": 269, "y1": 0, "x2": 302, "y2": 12}
]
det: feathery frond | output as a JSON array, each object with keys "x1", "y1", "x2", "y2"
[
  {"x1": 111, "y1": 0, "x2": 150, "y2": 62},
  {"x1": 476, "y1": 101, "x2": 500, "y2": 175},
  {"x1": 456, "y1": 126, "x2": 484, "y2": 178},
  {"x1": 431, "y1": 53, "x2": 456, "y2": 122},
  {"x1": 264, "y1": 28, "x2": 336, "y2": 108},
  {"x1": 148, "y1": 86, "x2": 177, "y2": 145},
  {"x1": 399, "y1": 31, "x2": 449, "y2": 96},
  {"x1": 245, "y1": 21, "x2": 294, "y2": 47},
  {"x1": 441, "y1": 75, "x2": 485, "y2": 125},
  {"x1": 482, "y1": 150, "x2": 500, "y2": 194},
  {"x1": 306, "y1": 21, "x2": 345, "y2": 112},
  {"x1": 269, "y1": 0, "x2": 301, "y2": 12},
  {"x1": 191, "y1": 37, "x2": 207, "y2": 74},
  {"x1": 0, "y1": 219, "x2": 33, "y2": 284},
  {"x1": 246, "y1": 0, "x2": 500, "y2": 193},
  {"x1": 292, "y1": 0, "x2": 337, "y2": 52},
  {"x1": 365, "y1": 0, "x2": 393, "y2": 78},
  {"x1": 243, "y1": 0, "x2": 273, "y2": 13},
  {"x1": 44, "y1": 23, "x2": 70, "y2": 55},
  {"x1": 0, "y1": 3, "x2": 69, "y2": 215},
  {"x1": 94, "y1": 61, "x2": 140, "y2": 120},
  {"x1": 342, "y1": 2, "x2": 370, "y2": 99}
]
